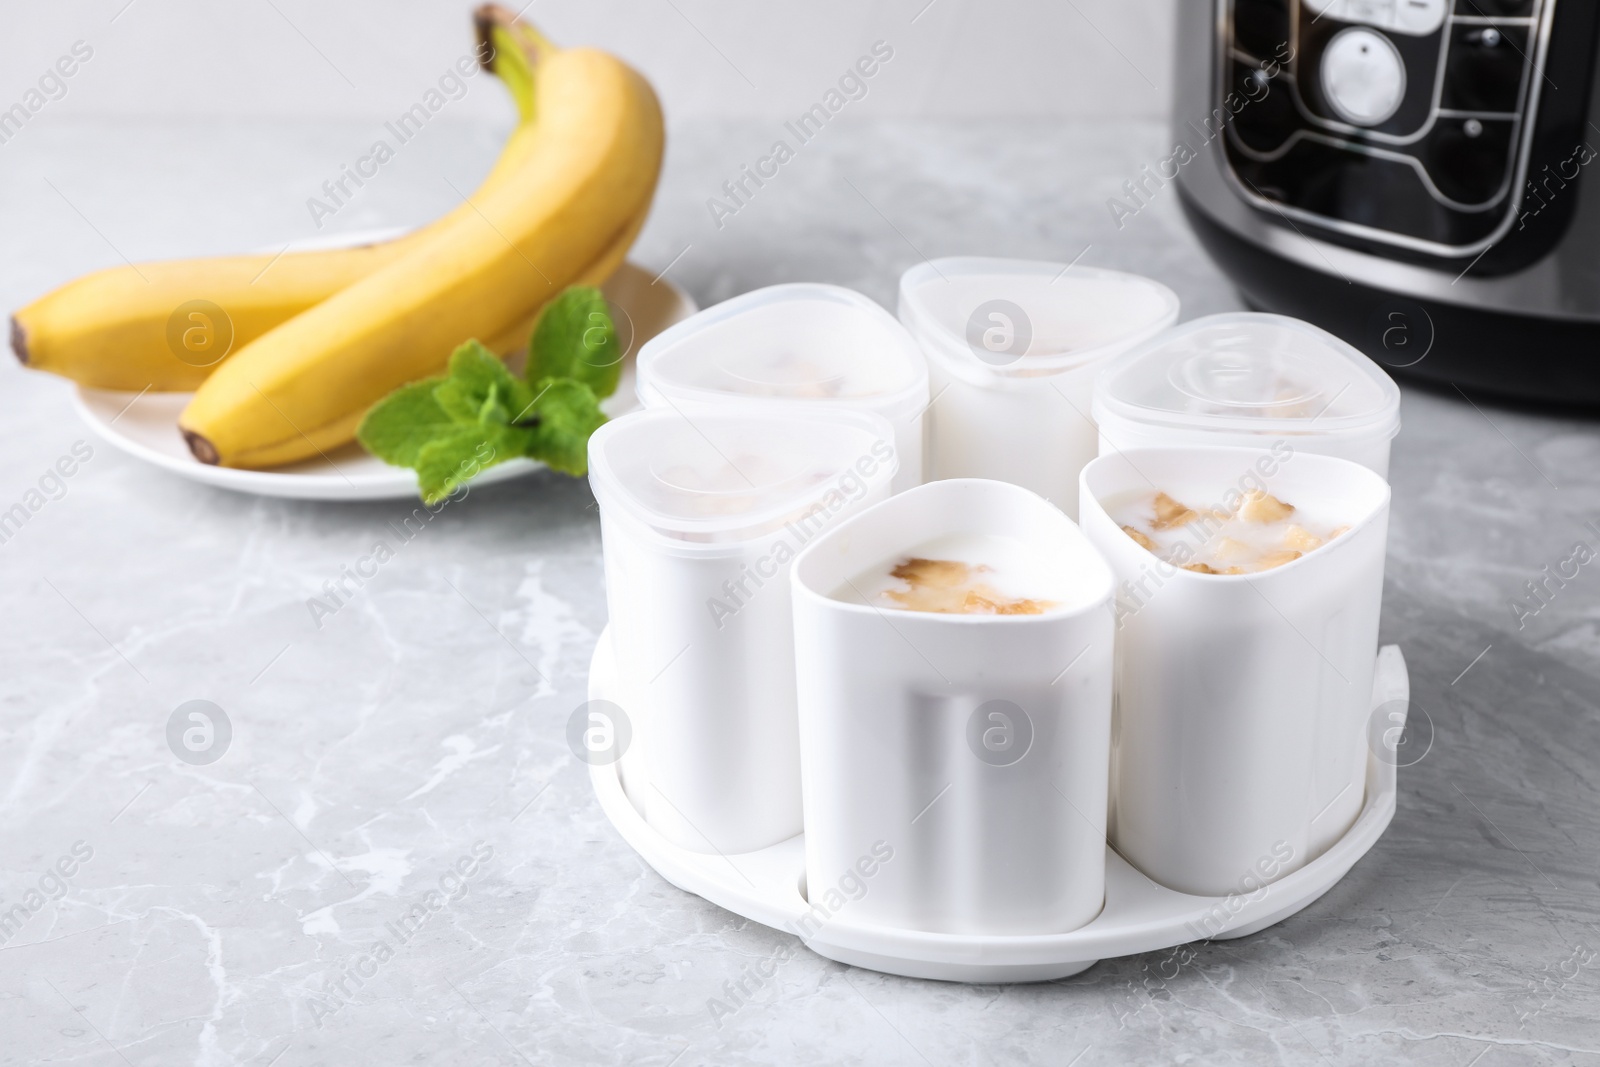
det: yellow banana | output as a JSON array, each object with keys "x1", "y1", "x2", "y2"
[
  {"x1": 481, "y1": 204, "x2": 646, "y2": 357},
  {"x1": 9, "y1": 5, "x2": 551, "y2": 392},
  {"x1": 235, "y1": 208, "x2": 648, "y2": 470},
  {"x1": 179, "y1": 46, "x2": 663, "y2": 469}
]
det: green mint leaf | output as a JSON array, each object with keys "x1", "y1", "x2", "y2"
[
  {"x1": 522, "y1": 376, "x2": 607, "y2": 476},
  {"x1": 528, "y1": 286, "x2": 622, "y2": 400},
  {"x1": 434, "y1": 340, "x2": 535, "y2": 426},
  {"x1": 359, "y1": 334, "x2": 608, "y2": 501},
  {"x1": 356, "y1": 378, "x2": 455, "y2": 468},
  {"x1": 414, "y1": 427, "x2": 534, "y2": 505}
]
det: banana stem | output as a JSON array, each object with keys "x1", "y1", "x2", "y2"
[{"x1": 474, "y1": 4, "x2": 559, "y2": 124}]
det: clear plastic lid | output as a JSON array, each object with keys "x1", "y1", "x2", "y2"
[
  {"x1": 1092, "y1": 313, "x2": 1401, "y2": 438},
  {"x1": 635, "y1": 284, "x2": 928, "y2": 422},
  {"x1": 897, "y1": 257, "x2": 1180, "y2": 383},
  {"x1": 587, "y1": 408, "x2": 898, "y2": 544}
]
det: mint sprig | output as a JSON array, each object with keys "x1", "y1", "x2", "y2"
[
  {"x1": 528, "y1": 285, "x2": 622, "y2": 399},
  {"x1": 357, "y1": 286, "x2": 616, "y2": 503}
]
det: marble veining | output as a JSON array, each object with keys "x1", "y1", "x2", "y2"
[{"x1": 0, "y1": 115, "x2": 1597, "y2": 1066}]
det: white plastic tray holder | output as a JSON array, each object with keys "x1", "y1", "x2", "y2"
[{"x1": 587, "y1": 631, "x2": 1407, "y2": 983}]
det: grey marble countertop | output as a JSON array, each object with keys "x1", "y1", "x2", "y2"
[{"x1": 2, "y1": 116, "x2": 1598, "y2": 1067}]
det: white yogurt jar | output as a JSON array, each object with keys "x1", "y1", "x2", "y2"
[
  {"x1": 897, "y1": 257, "x2": 1179, "y2": 517},
  {"x1": 1093, "y1": 313, "x2": 1402, "y2": 478},
  {"x1": 791, "y1": 479, "x2": 1114, "y2": 936},
  {"x1": 588, "y1": 407, "x2": 898, "y2": 854},
  {"x1": 1078, "y1": 446, "x2": 1391, "y2": 897},
  {"x1": 635, "y1": 284, "x2": 929, "y2": 492}
]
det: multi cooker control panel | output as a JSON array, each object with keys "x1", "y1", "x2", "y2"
[{"x1": 1219, "y1": 0, "x2": 1556, "y2": 257}]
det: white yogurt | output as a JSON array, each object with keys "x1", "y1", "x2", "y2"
[
  {"x1": 897, "y1": 258, "x2": 1179, "y2": 518},
  {"x1": 636, "y1": 284, "x2": 929, "y2": 491},
  {"x1": 588, "y1": 407, "x2": 898, "y2": 856},
  {"x1": 1079, "y1": 447, "x2": 1392, "y2": 897},
  {"x1": 835, "y1": 532, "x2": 1083, "y2": 615},
  {"x1": 792, "y1": 479, "x2": 1116, "y2": 936},
  {"x1": 1092, "y1": 313, "x2": 1402, "y2": 478},
  {"x1": 1105, "y1": 486, "x2": 1349, "y2": 575}
]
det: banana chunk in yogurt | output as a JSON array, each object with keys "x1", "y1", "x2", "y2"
[
  {"x1": 1114, "y1": 488, "x2": 1347, "y2": 575},
  {"x1": 838, "y1": 533, "x2": 1070, "y2": 615}
]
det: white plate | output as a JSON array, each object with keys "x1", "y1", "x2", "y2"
[
  {"x1": 71, "y1": 247, "x2": 696, "y2": 501},
  {"x1": 588, "y1": 635, "x2": 1408, "y2": 983}
]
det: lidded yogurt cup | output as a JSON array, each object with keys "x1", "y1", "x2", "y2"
[
  {"x1": 588, "y1": 407, "x2": 898, "y2": 855},
  {"x1": 635, "y1": 284, "x2": 929, "y2": 491},
  {"x1": 897, "y1": 257, "x2": 1179, "y2": 517},
  {"x1": 1092, "y1": 313, "x2": 1402, "y2": 478},
  {"x1": 791, "y1": 479, "x2": 1114, "y2": 936},
  {"x1": 1078, "y1": 445, "x2": 1391, "y2": 897}
]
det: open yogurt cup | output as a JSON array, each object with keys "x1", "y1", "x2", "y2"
[
  {"x1": 897, "y1": 257, "x2": 1179, "y2": 517},
  {"x1": 635, "y1": 284, "x2": 929, "y2": 492},
  {"x1": 791, "y1": 479, "x2": 1115, "y2": 936},
  {"x1": 1092, "y1": 313, "x2": 1402, "y2": 478},
  {"x1": 588, "y1": 407, "x2": 899, "y2": 855},
  {"x1": 1079, "y1": 446, "x2": 1391, "y2": 897}
]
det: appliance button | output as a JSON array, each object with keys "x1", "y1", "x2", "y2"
[
  {"x1": 1303, "y1": 0, "x2": 1443, "y2": 34},
  {"x1": 1320, "y1": 27, "x2": 1408, "y2": 125},
  {"x1": 1442, "y1": 23, "x2": 1528, "y2": 112},
  {"x1": 1394, "y1": 0, "x2": 1448, "y2": 35},
  {"x1": 1453, "y1": 0, "x2": 1534, "y2": 15},
  {"x1": 1423, "y1": 116, "x2": 1515, "y2": 204},
  {"x1": 1304, "y1": 0, "x2": 1396, "y2": 26}
]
